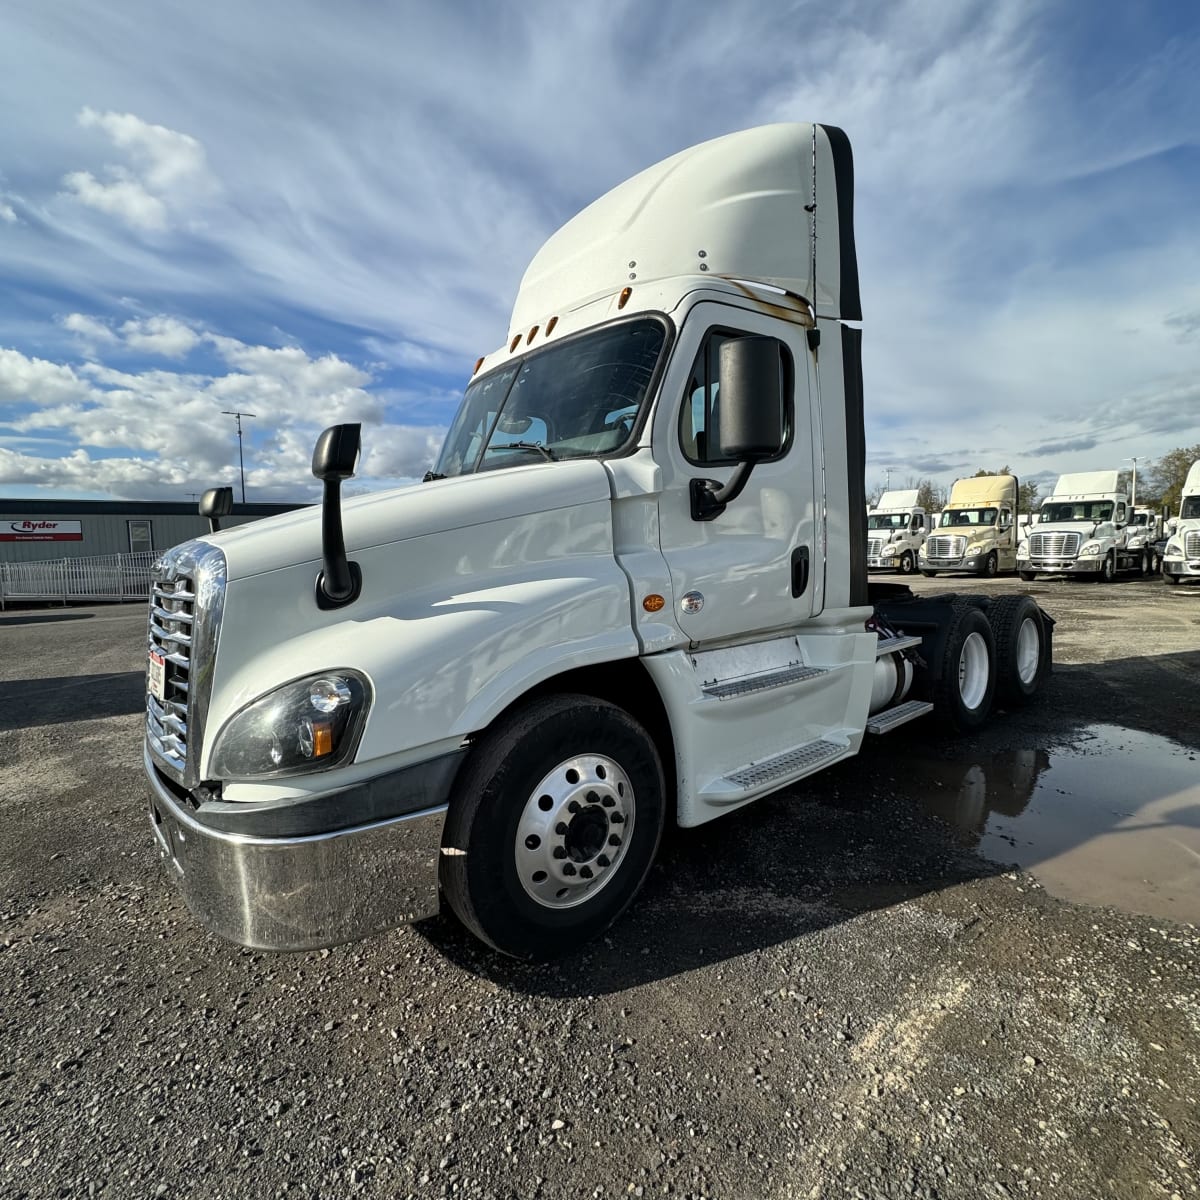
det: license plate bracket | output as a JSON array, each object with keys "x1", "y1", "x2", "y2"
[{"x1": 148, "y1": 650, "x2": 167, "y2": 703}]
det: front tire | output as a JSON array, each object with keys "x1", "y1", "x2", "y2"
[
  {"x1": 1164, "y1": 571, "x2": 1180, "y2": 585},
  {"x1": 1100, "y1": 552, "x2": 1116, "y2": 582},
  {"x1": 980, "y1": 551, "x2": 999, "y2": 578},
  {"x1": 440, "y1": 694, "x2": 665, "y2": 960},
  {"x1": 1018, "y1": 570, "x2": 1037, "y2": 582},
  {"x1": 987, "y1": 595, "x2": 1050, "y2": 707},
  {"x1": 921, "y1": 570, "x2": 938, "y2": 578},
  {"x1": 899, "y1": 550, "x2": 915, "y2": 575},
  {"x1": 930, "y1": 605, "x2": 996, "y2": 733}
]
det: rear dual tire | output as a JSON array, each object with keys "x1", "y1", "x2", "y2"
[
  {"x1": 931, "y1": 606, "x2": 996, "y2": 733},
  {"x1": 986, "y1": 595, "x2": 1050, "y2": 708}
]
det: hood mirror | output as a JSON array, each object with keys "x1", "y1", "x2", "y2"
[
  {"x1": 199, "y1": 486, "x2": 233, "y2": 533},
  {"x1": 313, "y1": 424, "x2": 363, "y2": 609}
]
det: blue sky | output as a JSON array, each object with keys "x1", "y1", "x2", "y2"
[{"x1": 1, "y1": 0, "x2": 1198, "y2": 503}]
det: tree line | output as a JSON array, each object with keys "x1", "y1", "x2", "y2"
[{"x1": 868, "y1": 445, "x2": 1200, "y2": 516}]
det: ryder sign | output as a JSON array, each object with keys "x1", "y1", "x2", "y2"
[{"x1": 1, "y1": 519, "x2": 84, "y2": 542}]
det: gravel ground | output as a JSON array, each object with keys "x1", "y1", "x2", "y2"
[{"x1": 1, "y1": 576, "x2": 1198, "y2": 1200}]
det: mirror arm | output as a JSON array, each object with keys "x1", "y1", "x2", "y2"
[{"x1": 690, "y1": 460, "x2": 757, "y2": 522}]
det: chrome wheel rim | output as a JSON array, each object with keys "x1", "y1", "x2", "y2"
[
  {"x1": 515, "y1": 754, "x2": 635, "y2": 910},
  {"x1": 1015, "y1": 616, "x2": 1040, "y2": 684},
  {"x1": 958, "y1": 631, "x2": 990, "y2": 711}
]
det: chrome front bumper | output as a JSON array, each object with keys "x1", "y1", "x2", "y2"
[
  {"x1": 1163, "y1": 558, "x2": 1200, "y2": 577},
  {"x1": 146, "y1": 744, "x2": 447, "y2": 951},
  {"x1": 1022, "y1": 557, "x2": 1102, "y2": 575}
]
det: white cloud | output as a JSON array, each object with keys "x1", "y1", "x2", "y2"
[
  {"x1": 0, "y1": 200, "x2": 16, "y2": 223},
  {"x1": 60, "y1": 312, "x2": 119, "y2": 346},
  {"x1": 1, "y1": 320, "x2": 441, "y2": 499},
  {"x1": 61, "y1": 108, "x2": 215, "y2": 232},
  {"x1": 119, "y1": 315, "x2": 200, "y2": 358}
]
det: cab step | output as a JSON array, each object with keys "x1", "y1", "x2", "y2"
[
  {"x1": 701, "y1": 663, "x2": 828, "y2": 700},
  {"x1": 875, "y1": 634, "x2": 923, "y2": 657},
  {"x1": 723, "y1": 737, "x2": 844, "y2": 790},
  {"x1": 866, "y1": 699, "x2": 934, "y2": 735}
]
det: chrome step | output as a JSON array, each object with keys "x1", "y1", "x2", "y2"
[
  {"x1": 701, "y1": 663, "x2": 828, "y2": 700},
  {"x1": 875, "y1": 634, "x2": 923, "y2": 657},
  {"x1": 866, "y1": 699, "x2": 934, "y2": 735},
  {"x1": 724, "y1": 738, "x2": 844, "y2": 789}
]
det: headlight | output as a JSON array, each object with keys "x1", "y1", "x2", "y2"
[
  {"x1": 881, "y1": 545, "x2": 896, "y2": 556},
  {"x1": 1165, "y1": 540, "x2": 1182, "y2": 556},
  {"x1": 211, "y1": 671, "x2": 370, "y2": 779},
  {"x1": 1078, "y1": 542, "x2": 1102, "y2": 557}
]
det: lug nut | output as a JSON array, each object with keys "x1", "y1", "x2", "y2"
[
  {"x1": 568, "y1": 800, "x2": 581, "y2": 814},
  {"x1": 563, "y1": 863, "x2": 577, "y2": 876},
  {"x1": 608, "y1": 834, "x2": 621, "y2": 847},
  {"x1": 610, "y1": 813, "x2": 624, "y2": 825},
  {"x1": 553, "y1": 847, "x2": 567, "y2": 859},
  {"x1": 586, "y1": 790, "x2": 599, "y2": 803},
  {"x1": 579, "y1": 866, "x2": 593, "y2": 879},
  {"x1": 601, "y1": 795, "x2": 615, "y2": 807},
  {"x1": 555, "y1": 822, "x2": 568, "y2": 836},
  {"x1": 597, "y1": 855, "x2": 610, "y2": 867}
]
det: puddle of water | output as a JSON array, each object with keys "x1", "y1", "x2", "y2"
[{"x1": 913, "y1": 724, "x2": 1200, "y2": 925}]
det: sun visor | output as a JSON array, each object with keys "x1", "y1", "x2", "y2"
[{"x1": 510, "y1": 123, "x2": 861, "y2": 335}]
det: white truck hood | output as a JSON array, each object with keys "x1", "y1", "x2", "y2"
[{"x1": 204, "y1": 460, "x2": 614, "y2": 579}]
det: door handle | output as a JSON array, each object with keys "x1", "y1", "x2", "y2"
[{"x1": 791, "y1": 545, "x2": 810, "y2": 598}]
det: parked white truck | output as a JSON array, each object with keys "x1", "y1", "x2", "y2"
[
  {"x1": 145, "y1": 124, "x2": 1054, "y2": 960},
  {"x1": 918, "y1": 474, "x2": 1018, "y2": 577},
  {"x1": 1017, "y1": 470, "x2": 1148, "y2": 581},
  {"x1": 866, "y1": 489, "x2": 928, "y2": 574},
  {"x1": 1162, "y1": 461, "x2": 1200, "y2": 585}
]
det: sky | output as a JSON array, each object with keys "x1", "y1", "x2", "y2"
[{"x1": 1, "y1": 0, "x2": 1198, "y2": 506}]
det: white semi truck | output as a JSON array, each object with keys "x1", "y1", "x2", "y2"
[
  {"x1": 1017, "y1": 470, "x2": 1148, "y2": 582},
  {"x1": 918, "y1": 474, "x2": 1018, "y2": 578},
  {"x1": 144, "y1": 124, "x2": 1054, "y2": 960},
  {"x1": 866, "y1": 489, "x2": 928, "y2": 574},
  {"x1": 1162, "y1": 460, "x2": 1200, "y2": 585}
]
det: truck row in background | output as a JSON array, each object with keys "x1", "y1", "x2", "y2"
[{"x1": 867, "y1": 463, "x2": 1200, "y2": 583}]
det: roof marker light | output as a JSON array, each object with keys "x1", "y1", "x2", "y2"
[
  {"x1": 473, "y1": 357, "x2": 484, "y2": 375},
  {"x1": 546, "y1": 316, "x2": 558, "y2": 335},
  {"x1": 617, "y1": 287, "x2": 632, "y2": 310},
  {"x1": 509, "y1": 334, "x2": 521, "y2": 352},
  {"x1": 526, "y1": 325, "x2": 539, "y2": 345}
]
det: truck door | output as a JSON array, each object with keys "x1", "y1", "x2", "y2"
[{"x1": 653, "y1": 304, "x2": 818, "y2": 645}]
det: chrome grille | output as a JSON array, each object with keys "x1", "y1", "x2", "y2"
[
  {"x1": 926, "y1": 535, "x2": 965, "y2": 559},
  {"x1": 1029, "y1": 532, "x2": 1080, "y2": 559},
  {"x1": 146, "y1": 540, "x2": 226, "y2": 786},
  {"x1": 147, "y1": 578, "x2": 194, "y2": 774},
  {"x1": 1186, "y1": 531, "x2": 1200, "y2": 559},
  {"x1": 867, "y1": 537, "x2": 884, "y2": 558}
]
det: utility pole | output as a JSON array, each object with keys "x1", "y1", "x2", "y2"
[
  {"x1": 221, "y1": 410, "x2": 257, "y2": 504},
  {"x1": 1127, "y1": 457, "x2": 1138, "y2": 510},
  {"x1": 885, "y1": 467, "x2": 892, "y2": 490}
]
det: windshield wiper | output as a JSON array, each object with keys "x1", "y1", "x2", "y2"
[{"x1": 489, "y1": 441, "x2": 557, "y2": 461}]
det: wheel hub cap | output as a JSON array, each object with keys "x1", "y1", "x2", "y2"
[{"x1": 515, "y1": 754, "x2": 635, "y2": 910}]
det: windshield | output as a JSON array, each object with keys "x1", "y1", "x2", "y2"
[
  {"x1": 867, "y1": 513, "x2": 908, "y2": 530},
  {"x1": 1039, "y1": 501, "x2": 1113, "y2": 523},
  {"x1": 1182, "y1": 496, "x2": 1200, "y2": 520},
  {"x1": 433, "y1": 318, "x2": 666, "y2": 477},
  {"x1": 1129, "y1": 513, "x2": 1149, "y2": 527},
  {"x1": 939, "y1": 508, "x2": 997, "y2": 528}
]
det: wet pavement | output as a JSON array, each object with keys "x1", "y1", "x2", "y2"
[{"x1": 909, "y1": 723, "x2": 1200, "y2": 924}]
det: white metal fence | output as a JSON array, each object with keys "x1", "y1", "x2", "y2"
[{"x1": 0, "y1": 550, "x2": 156, "y2": 609}]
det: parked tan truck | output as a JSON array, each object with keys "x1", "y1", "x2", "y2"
[{"x1": 919, "y1": 475, "x2": 1018, "y2": 578}]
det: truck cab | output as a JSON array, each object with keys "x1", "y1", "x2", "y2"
[
  {"x1": 866, "y1": 490, "x2": 928, "y2": 574},
  {"x1": 144, "y1": 124, "x2": 1053, "y2": 960},
  {"x1": 1126, "y1": 508, "x2": 1163, "y2": 572},
  {"x1": 1017, "y1": 470, "x2": 1150, "y2": 581},
  {"x1": 918, "y1": 474, "x2": 1018, "y2": 577},
  {"x1": 1162, "y1": 461, "x2": 1200, "y2": 585}
]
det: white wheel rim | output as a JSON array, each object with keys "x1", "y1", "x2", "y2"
[
  {"x1": 514, "y1": 754, "x2": 635, "y2": 910},
  {"x1": 958, "y1": 631, "x2": 990, "y2": 711},
  {"x1": 1015, "y1": 616, "x2": 1040, "y2": 684}
]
